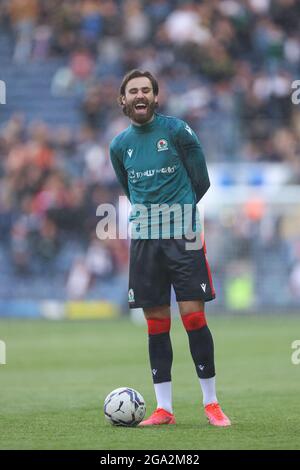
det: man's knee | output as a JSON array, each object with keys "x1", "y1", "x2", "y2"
[
  {"x1": 178, "y1": 300, "x2": 205, "y2": 316},
  {"x1": 143, "y1": 305, "x2": 171, "y2": 319}
]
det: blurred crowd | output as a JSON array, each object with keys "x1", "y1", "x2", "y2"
[
  {"x1": 206, "y1": 207, "x2": 300, "y2": 308},
  {"x1": 0, "y1": 0, "x2": 300, "y2": 306},
  {"x1": 0, "y1": 0, "x2": 299, "y2": 161},
  {"x1": 0, "y1": 114, "x2": 129, "y2": 301}
]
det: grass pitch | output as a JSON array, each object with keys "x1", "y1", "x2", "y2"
[{"x1": 0, "y1": 314, "x2": 299, "y2": 450}]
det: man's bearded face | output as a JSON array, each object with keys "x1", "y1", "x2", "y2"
[{"x1": 122, "y1": 77, "x2": 158, "y2": 124}]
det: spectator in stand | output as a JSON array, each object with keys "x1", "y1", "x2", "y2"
[{"x1": 9, "y1": 0, "x2": 39, "y2": 63}]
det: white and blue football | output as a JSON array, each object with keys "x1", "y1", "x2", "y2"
[{"x1": 104, "y1": 387, "x2": 146, "y2": 426}]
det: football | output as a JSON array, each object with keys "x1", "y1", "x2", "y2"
[{"x1": 104, "y1": 387, "x2": 146, "y2": 426}]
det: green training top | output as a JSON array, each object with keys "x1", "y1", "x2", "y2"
[{"x1": 109, "y1": 112, "x2": 210, "y2": 239}]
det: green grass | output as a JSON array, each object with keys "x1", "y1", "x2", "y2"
[{"x1": 0, "y1": 314, "x2": 300, "y2": 450}]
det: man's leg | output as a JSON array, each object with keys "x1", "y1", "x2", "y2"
[
  {"x1": 179, "y1": 300, "x2": 217, "y2": 405},
  {"x1": 179, "y1": 300, "x2": 231, "y2": 426},
  {"x1": 139, "y1": 305, "x2": 176, "y2": 426}
]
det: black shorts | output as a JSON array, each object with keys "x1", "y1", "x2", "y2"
[{"x1": 128, "y1": 237, "x2": 216, "y2": 309}]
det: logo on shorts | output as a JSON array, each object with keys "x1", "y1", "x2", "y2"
[
  {"x1": 201, "y1": 283, "x2": 206, "y2": 292},
  {"x1": 128, "y1": 288, "x2": 135, "y2": 303},
  {"x1": 157, "y1": 139, "x2": 168, "y2": 152}
]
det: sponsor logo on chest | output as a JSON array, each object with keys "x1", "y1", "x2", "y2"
[{"x1": 128, "y1": 165, "x2": 177, "y2": 180}]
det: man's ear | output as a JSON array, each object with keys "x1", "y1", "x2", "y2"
[{"x1": 121, "y1": 95, "x2": 126, "y2": 105}]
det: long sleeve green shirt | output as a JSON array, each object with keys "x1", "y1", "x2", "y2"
[{"x1": 110, "y1": 112, "x2": 210, "y2": 239}]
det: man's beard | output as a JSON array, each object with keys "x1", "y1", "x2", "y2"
[{"x1": 124, "y1": 100, "x2": 157, "y2": 124}]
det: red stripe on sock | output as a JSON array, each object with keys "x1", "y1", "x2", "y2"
[
  {"x1": 181, "y1": 311, "x2": 207, "y2": 331},
  {"x1": 147, "y1": 317, "x2": 171, "y2": 335}
]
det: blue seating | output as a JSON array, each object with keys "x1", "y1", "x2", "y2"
[{"x1": 0, "y1": 33, "x2": 81, "y2": 128}]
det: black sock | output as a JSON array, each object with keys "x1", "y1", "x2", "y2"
[
  {"x1": 186, "y1": 326, "x2": 215, "y2": 379},
  {"x1": 148, "y1": 332, "x2": 173, "y2": 384}
]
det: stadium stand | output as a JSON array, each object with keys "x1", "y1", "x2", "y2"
[{"x1": 0, "y1": 0, "x2": 299, "y2": 311}]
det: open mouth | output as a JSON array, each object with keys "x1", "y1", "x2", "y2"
[{"x1": 134, "y1": 103, "x2": 148, "y2": 111}]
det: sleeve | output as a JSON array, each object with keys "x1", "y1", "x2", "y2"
[
  {"x1": 176, "y1": 121, "x2": 210, "y2": 203},
  {"x1": 109, "y1": 143, "x2": 131, "y2": 201}
]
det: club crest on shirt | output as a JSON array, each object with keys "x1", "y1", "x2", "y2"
[{"x1": 157, "y1": 139, "x2": 168, "y2": 152}]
